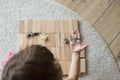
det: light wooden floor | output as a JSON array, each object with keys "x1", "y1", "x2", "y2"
[{"x1": 53, "y1": 0, "x2": 120, "y2": 68}]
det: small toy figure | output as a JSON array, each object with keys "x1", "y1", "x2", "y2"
[
  {"x1": 34, "y1": 32, "x2": 40, "y2": 36},
  {"x1": 72, "y1": 35, "x2": 77, "y2": 42},
  {"x1": 41, "y1": 35, "x2": 48, "y2": 41},
  {"x1": 27, "y1": 32, "x2": 33, "y2": 38},
  {"x1": 64, "y1": 38, "x2": 69, "y2": 44},
  {"x1": 27, "y1": 32, "x2": 40, "y2": 38}
]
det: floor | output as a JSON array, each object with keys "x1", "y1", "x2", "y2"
[
  {"x1": 54, "y1": 0, "x2": 120, "y2": 66},
  {"x1": 0, "y1": 0, "x2": 120, "y2": 79}
]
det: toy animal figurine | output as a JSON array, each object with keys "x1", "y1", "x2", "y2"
[
  {"x1": 27, "y1": 32, "x2": 40, "y2": 38},
  {"x1": 64, "y1": 38, "x2": 69, "y2": 44},
  {"x1": 72, "y1": 35, "x2": 77, "y2": 42},
  {"x1": 41, "y1": 35, "x2": 48, "y2": 41}
]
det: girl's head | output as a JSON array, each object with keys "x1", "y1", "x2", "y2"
[{"x1": 2, "y1": 45, "x2": 62, "y2": 80}]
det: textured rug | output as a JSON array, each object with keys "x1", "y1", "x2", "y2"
[{"x1": 0, "y1": 0, "x2": 120, "y2": 80}]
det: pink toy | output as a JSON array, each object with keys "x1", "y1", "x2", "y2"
[{"x1": 0, "y1": 50, "x2": 14, "y2": 65}]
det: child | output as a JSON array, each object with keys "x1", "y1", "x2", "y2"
[{"x1": 2, "y1": 29, "x2": 87, "y2": 80}]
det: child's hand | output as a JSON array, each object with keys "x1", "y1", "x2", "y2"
[{"x1": 69, "y1": 29, "x2": 88, "y2": 54}]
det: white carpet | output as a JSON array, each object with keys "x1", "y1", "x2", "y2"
[{"x1": 0, "y1": 0, "x2": 120, "y2": 80}]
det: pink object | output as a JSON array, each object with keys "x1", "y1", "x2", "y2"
[{"x1": 0, "y1": 50, "x2": 14, "y2": 65}]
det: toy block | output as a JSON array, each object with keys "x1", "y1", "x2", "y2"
[
  {"x1": 66, "y1": 61, "x2": 71, "y2": 74},
  {"x1": 27, "y1": 37, "x2": 33, "y2": 46},
  {"x1": 36, "y1": 35, "x2": 42, "y2": 45},
  {"x1": 41, "y1": 20, "x2": 47, "y2": 33},
  {"x1": 59, "y1": 20, "x2": 66, "y2": 33},
  {"x1": 60, "y1": 34, "x2": 65, "y2": 47},
  {"x1": 51, "y1": 47, "x2": 57, "y2": 58},
  {"x1": 27, "y1": 20, "x2": 33, "y2": 32},
  {"x1": 19, "y1": 34, "x2": 27, "y2": 47},
  {"x1": 80, "y1": 58, "x2": 86, "y2": 73},
  {"x1": 45, "y1": 20, "x2": 56, "y2": 33},
  {"x1": 56, "y1": 47, "x2": 61, "y2": 60},
  {"x1": 55, "y1": 34, "x2": 60, "y2": 47},
  {"x1": 45, "y1": 34, "x2": 55, "y2": 47},
  {"x1": 80, "y1": 50, "x2": 85, "y2": 58},
  {"x1": 61, "y1": 47, "x2": 66, "y2": 60},
  {"x1": 19, "y1": 20, "x2": 28, "y2": 33},
  {"x1": 73, "y1": 20, "x2": 78, "y2": 30},
  {"x1": 65, "y1": 47, "x2": 72, "y2": 60},
  {"x1": 32, "y1": 37, "x2": 37, "y2": 45},
  {"x1": 61, "y1": 61, "x2": 67, "y2": 75},
  {"x1": 32, "y1": 20, "x2": 41, "y2": 32},
  {"x1": 68, "y1": 20, "x2": 74, "y2": 34},
  {"x1": 55, "y1": 20, "x2": 60, "y2": 33}
]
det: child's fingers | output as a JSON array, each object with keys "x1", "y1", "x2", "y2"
[
  {"x1": 72, "y1": 29, "x2": 76, "y2": 35},
  {"x1": 75, "y1": 29, "x2": 77, "y2": 34},
  {"x1": 77, "y1": 31, "x2": 80, "y2": 38},
  {"x1": 81, "y1": 44, "x2": 88, "y2": 50}
]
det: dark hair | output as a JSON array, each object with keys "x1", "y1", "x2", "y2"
[{"x1": 2, "y1": 45, "x2": 62, "y2": 80}]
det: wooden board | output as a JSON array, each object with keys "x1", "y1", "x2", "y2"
[{"x1": 19, "y1": 20, "x2": 87, "y2": 75}]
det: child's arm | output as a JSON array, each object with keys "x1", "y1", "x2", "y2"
[{"x1": 67, "y1": 29, "x2": 87, "y2": 80}]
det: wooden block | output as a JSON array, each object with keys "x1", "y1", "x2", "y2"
[
  {"x1": 64, "y1": 20, "x2": 69, "y2": 34},
  {"x1": 32, "y1": 20, "x2": 41, "y2": 32},
  {"x1": 44, "y1": 21, "x2": 50, "y2": 33},
  {"x1": 80, "y1": 58, "x2": 86, "y2": 73},
  {"x1": 65, "y1": 47, "x2": 72, "y2": 60},
  {"x1": 41, "y1": 20, "x2": 46, "y2": 33},
  {"x1": 27, "y1": 20, "x2": 33, "y2": 32},
  {"x1": 45, "y1": 20, "x2": 56, "y2": 33},
  {"x1": 45, "y1": 34, "x2": 55, "y2": 47},
  {"x1": 55, "y1": 20, "x2": 60, "y2": 33},
  {"x1": 19, "y1": 20, "x2": 28, "y2": 33},
  {"x1": 61, "y1": 61, "x2": 67, "y2": 75},
  {"x1": 66, "y1": 61, "x2": 71, "y2": 74},
  {"x1": 36, "y1": 34, "x2": 42, "y2": 45},
  {"x1": 72, "y1": 20, "x2": 78, "y2": 30},
  {"x1": 27, "y1": 38, "x2": 33, "y2": 46},
  {"x1": 60, "y1": 34, "x2": 66, "y2": 60},
  {"x1": 60, "y1": 34, "x2": 65, "y2": 47},
  {"x1": 51, "y1": 47, "x2": 57, "y2": 58},
  {"x1": 68, "y1": 20, "x2": 74, "y2": 34},
  {"x1": 80, "y1": 50, "x2": 85, "y2": 58},
  {"x1": 59, "y1": 20, "x2": 66, "y2": 33},
  {"x1": 19, "y1": 34, "x2": 27, "y2": 47},
  {"x1": 55, "y1": 34, "x2": 60, "y2": 47},
  {"x1": 61, "y1": 47, "x2": 66, "y2": 60},
  {"x1": 27, "y1": 37, "x2": 38, "y2": 46},
  {"x1": 56, "y1": 47, "x2": 61, "y2": 60},
  {"x1": 32, "y1": 37, "x2": 37, "y2": 45}
]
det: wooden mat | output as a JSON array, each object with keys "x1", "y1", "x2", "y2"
[{"x1": 19, "y1": 20, "x2": 86, "y2": 75}]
